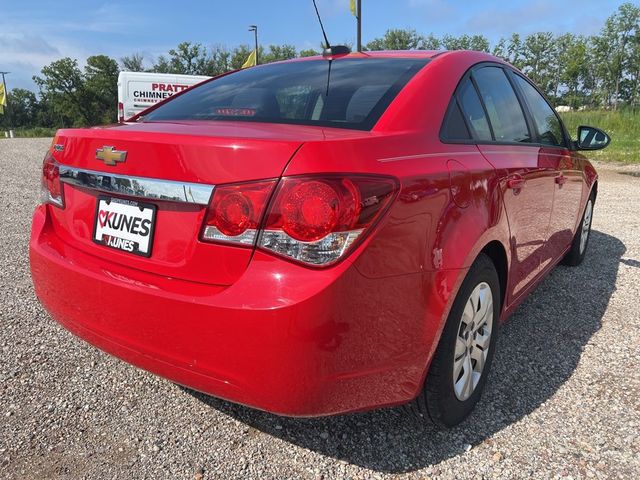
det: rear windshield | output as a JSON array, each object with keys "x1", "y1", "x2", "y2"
[{"x1": 141, "y1": 58, "x2": 428, "y2": 130}]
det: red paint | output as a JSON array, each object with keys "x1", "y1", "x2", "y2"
[{"x1": 30, "y1": 51, "x2": 597, "y2": 416}]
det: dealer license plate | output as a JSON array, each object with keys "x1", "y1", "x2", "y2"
[{"x1": 93, "y1": 196, "x2": 157, "y2": 257}]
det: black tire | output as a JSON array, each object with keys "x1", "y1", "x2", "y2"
[
  {"x1": 561, "y1": 192, "x2": 595, "y2": 267},
  {"x1": 409, "y1": 253, "x2": 500, "y2": 428}
]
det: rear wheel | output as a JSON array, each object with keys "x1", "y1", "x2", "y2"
[
  {"x1": 410, "y1": 253, "x2": 500, "y2": 427},
  {"x1": 561, "y1": 193, "x2": 595, "y2": 267}
]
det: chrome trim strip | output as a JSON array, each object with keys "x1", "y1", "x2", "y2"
[{"x1": 59, "y1": 166, "x2": 214, "y2": 206}]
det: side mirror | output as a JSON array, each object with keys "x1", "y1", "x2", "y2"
[{"x1": 576, "y1": 125, "x2": 610, "y2": 151}]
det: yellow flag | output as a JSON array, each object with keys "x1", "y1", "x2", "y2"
[
  {"x1": 0, "y1": 83, "x2": 6, "y2": 115},
  {"x1": 350, "y1": 0, "x2": 357, "y2": 17},
  {"x1": 242, "y1": 49, "x2": 257, "y2": 68}
]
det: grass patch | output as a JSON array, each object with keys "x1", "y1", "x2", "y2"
[
  {"x1": 560, "y1": 109, "x2": 640, "y2": 163},
  {"x1": 0, "y1": 127, "x2": 57, "y2": 138}
]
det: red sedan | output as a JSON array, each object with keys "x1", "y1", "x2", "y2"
[{"x1": 30, "y1": 50, "x2": 609, "y2": 427}]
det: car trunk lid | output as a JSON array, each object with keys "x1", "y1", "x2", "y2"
[{"x1": 48, "y1": 121, "x2": 313, "y2": 286}]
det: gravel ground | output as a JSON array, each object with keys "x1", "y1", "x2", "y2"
[{"x1": 1, "y1": 137, "x2": 639, "y2": 480}]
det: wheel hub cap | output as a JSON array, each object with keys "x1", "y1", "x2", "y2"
[
  {"x1": 453, "y1": 282, "x2": 494, "y2": 401},
  {"x1": 580, "y1": 199, "x2": 593, "y2": 255}
]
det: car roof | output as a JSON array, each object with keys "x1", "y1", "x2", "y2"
[
  {"x1": 347, "y1": 50, "x2": 443, "y2": 58},
  {"x1": 285, "y1": 50, "x2": 441, "y2": 62},
  {"x1": 280, "y1": 49, "x2": 502, "y2": 65}
]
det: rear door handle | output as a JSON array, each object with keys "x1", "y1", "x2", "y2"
[{"x1": 506, "y1": 176, "x2": 525, "y2": 190}]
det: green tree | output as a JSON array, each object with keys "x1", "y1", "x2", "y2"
[
  {"x1": 557, "y1": 34, "x2": 589, "y2": 108},
  {"x1": 422, "y1": 34, "x2": 441, "y2": 50},
  {"x1": 84, "y1": 55, "x2": 119, "y2": 124},
  {"x1": 152, "y1": 42, "x2": 209, "y2": 75},
  {"x1": 0, "y1": 88, "x2": 38, "y2": 128},
  {"x1": 206, "y1": 45, "x2": 233, "y2": 75},
  {"x1": 599, "y1": 2, "x2": 640, "y2": 107},
  {"x1": 33, "y1": 57, "x2": 91, "y2": 126},
  {"x1": 120, "y1": 53, "x2": 145, "y2": 72},
  {"x1": 493, "y1": 34, "x2": 525, "y2": 70},
  {"x1": 150, "y1": 55, "x2": 170, "y2": 73},
  {"x1": 521, "y1": 32, "x2": 557, "y2": 98},
  {"x1": 441, "y1": 34, "x2": 490, "y2": 52},
  {"x1": 262, "y1": 44, "x2": 297, "y2": 63},
  {"x1": 34, "y1": 91, "x2": 60, "y2": 128},
  {"x1": 625, "y1": 26, "x2": 640, "y2": 106},
  {"x1": 33, "y1": 55, "x2": 119, "y2": 127},
  {"x1": 299, "y1": 48, "x2": 320, "y2": 57},
  {"x1": 365, "y1": 29, "x2": 425, "y2": 50}
]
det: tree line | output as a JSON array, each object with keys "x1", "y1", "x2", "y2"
[{"x1": 2, "y1": 2, "x2": 638, "y2": 130}]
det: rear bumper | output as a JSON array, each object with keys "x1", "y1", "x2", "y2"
[{"x1": 29, "y1": 204, "x2": 463, "y2": 416}]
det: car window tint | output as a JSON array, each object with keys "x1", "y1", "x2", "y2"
[
  {"x1": 142, "y1": 58, "x2": 428, "y2": 131},
  {"x1": 458, "y1": 79, "x2": 492, "y2": 141},
  {"x1": 513, "y1": 75, "x2": 565, "y2": 147},
  {"x1": 441, "y1": 101, "x2": 471, "y2": 140},
  {"x1": 473, "y1": 67, "x2": 531, "y2": 143},
  {"x1": 276, "y1": 86, "x2": 315, "y2": 119}
]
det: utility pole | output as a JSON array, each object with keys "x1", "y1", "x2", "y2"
[
  {"x1": 0, "y1": 71, "x2": 13, "y2": 138},
  {"x1": 249, "y1": 25, "x2": 259, "y2": 65},
  {"x1": 356, "y1": 0, "x2": 362, "y2": 52}
]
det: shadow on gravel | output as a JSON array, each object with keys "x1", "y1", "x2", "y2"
[{"x1": 185, "y1": 230, "x2": 625, "y2": 473}]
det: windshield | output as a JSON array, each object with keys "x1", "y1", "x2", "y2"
[{"x1": 142, "y1": 58, "x2": 429, "y2": 130}]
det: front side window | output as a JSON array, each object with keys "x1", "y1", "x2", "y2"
[
  {"x1": 142, "y1": 58, "x2": 428, "y2": 130},
  {"x1": 513, "y1": 75, "x2": 566, "y2": 147},
  {"x1": 473, "y1": 67, "x2": 531, "y2": 143}
]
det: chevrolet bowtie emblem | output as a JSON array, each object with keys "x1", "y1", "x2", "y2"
[{"x1": 96, "y1": 146, "x2": 127, "y2": 166}]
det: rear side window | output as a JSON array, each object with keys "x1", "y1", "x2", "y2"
[
  {"x1": 441, "y1": 101, "x2": 471, "y2": 140},
  {"x1": 473, "y1": 67, "x2": 531, "y2": 143},
  {"x1": 512, "y1": 75, "x2": 566, "y2": 147},
  {"x1": 458, "y1": 79, "x2": 492, "y2": 141},
  {"x1": 142, "y1": 58, "x2": 428, "y2": 130}
]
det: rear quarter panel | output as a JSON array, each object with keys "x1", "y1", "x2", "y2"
[{"x1": 282, "y1": 52, "x2": 514, "y2": 394}]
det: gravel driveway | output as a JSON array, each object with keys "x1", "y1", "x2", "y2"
[{"x1": 1, "y1": 138, "x2": 639, "y2": 479}]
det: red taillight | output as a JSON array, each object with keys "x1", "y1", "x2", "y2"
[
  {"x1": 260, "y1": 175, "x2": 397, "y2": 266},
  {"x1": 216, "y1": 192, "x2": 253, "y2": 236},
  {"x1": 200, "y1": 175, "x2": 397, "y2": 266},
  {"x1": 41, "y1": 153, "x2": 64, "y2": 208},
  {"x1": 281, "y1": 179, "x2": 361, "y2": 241},
  {"x1": 118, "y1": 102, "x2": 125, "y2": 123},
  {"x1": 201, "y1": 180, "x2": 276, "y2": 246}
]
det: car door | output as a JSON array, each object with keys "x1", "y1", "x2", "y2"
[
  {"x1": 461, "y1": 65, "x2": 556, "y2": 302},
  {"x1": 510, "y1": 73, "x2": 584, "y2": 264}
]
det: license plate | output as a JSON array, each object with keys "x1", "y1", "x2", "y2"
[{"x1": 93, "y1": 196, "x2": 157, "y2": 257}]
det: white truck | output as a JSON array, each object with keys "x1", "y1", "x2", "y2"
[{"x1": 117, "y1": 71, "x2": 210, "y2": 122}]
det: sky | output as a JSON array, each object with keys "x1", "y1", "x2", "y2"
[{"x1": 0, "y1": 0, "x2": 629, "y2": 92}]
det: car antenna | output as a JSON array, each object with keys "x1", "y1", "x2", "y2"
[{"x1": 312, "y1": 0, "x2": 351, "y2": 57}]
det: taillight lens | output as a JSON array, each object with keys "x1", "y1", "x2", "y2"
[
  {"x1": 200, "y1": 175, "x2": 397, "y2": 266},
  {"x1": 201, "y1": 180, "x2": 276, "y2": 246},
  {"x1": 279, "y1": 179, "x2": 360, "y2": 241},
  {"x1": 41, "y1": 153, "x2": 64, "y2": 208},
  {"x1": 260, "y1": 175, "x2": 397, "y2": 266},
  {"x1": 118, "y1": 102, "x2": 125, "y2": 123}
]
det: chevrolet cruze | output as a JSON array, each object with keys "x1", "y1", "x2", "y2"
[{"x1": 30, "y1": 50, "x2": 610, "y2": 427}]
